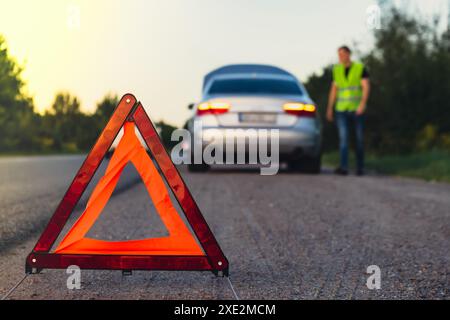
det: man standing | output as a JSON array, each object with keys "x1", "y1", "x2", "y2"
[{"x1": 326, "y1": 46, "x2": 370, "y2": 176}]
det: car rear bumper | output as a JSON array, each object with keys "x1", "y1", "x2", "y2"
[{"x1": 198, "y1": 126, "x2": 321, "y2": 159}]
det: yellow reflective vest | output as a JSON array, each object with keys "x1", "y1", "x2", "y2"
[{"x1": 333, "y1": 62, "x2": 364, "y2": 112}]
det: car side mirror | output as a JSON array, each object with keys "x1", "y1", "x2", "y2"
[{"x1": 188, "y1": 103, "x2": 195, "y2": 110}]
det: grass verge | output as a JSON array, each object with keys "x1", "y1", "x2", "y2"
[{"x1": 323, "y1": 150, "x2": 450, "y2": 183}]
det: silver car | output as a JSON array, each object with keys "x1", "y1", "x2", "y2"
[{"x1": 186, "y1": 64, "x2": 322, "y2": 172}]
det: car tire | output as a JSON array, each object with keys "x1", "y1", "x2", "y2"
[
  {"x1": 289, "y1": 155, "x2": 321, "y2": 174},
  {"x1": 303, "y1": 154, "x2": 322, "y2": 174},
  {"x1": 188, "y1": 163, "x2": 210, "y2": 172}
]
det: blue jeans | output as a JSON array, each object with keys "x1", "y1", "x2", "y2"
[{"x1": 335, "y1": 111, "x2": 364, "y2": 171}]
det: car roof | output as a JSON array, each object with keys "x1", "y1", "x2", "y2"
[{"x1": 203, "y1": 64, "x2": 297, "y2": 91}]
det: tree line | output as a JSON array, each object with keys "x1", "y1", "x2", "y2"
[{"x1": 0, "y1": 36, "x2": 176, "y2": 153}]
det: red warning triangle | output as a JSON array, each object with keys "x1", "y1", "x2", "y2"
[{"x1": 26, "y1": 94, "x2": 228, "y2": 276}]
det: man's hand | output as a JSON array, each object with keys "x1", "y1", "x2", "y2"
[
  {"x1": 357, "y1": 79, "x2": 370, "y2": 116},
  {"x1": 327, "y1": 83, "x2": 337, "y2": 122},
  {"x1": 356, "y1": 104, "x2": 365, "y2": 115},
  {"x1": 326, "y1": 108, "x2": 334, "y2": 122}
]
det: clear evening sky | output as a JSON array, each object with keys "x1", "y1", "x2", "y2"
[{"x1": 0, "y1": 0, "x2": 447, "y2": 127}]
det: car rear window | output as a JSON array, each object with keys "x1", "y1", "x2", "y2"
[{"x1": 207, "y1": 78, "x2": 303, "y2": 95}]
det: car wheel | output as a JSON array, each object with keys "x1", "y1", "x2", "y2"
[
  {"x1": 303, "y1": 155, "x2": 322, "y2": 174},
  {"x1": 289, "y1": 155, "x2": 321, "y2": 174}
]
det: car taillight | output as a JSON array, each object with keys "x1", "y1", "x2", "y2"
[
  {"x1": 283, "y1": 102, "x2": 316, "y2": 117},
  {"x1": 196, "y1": 102, "x2": 230, "y2": 116}
]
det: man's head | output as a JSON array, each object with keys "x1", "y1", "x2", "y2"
[{"x1": 338, "y1": 46, "x2": 352, "y2": 65}]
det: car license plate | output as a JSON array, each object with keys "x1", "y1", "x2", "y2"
[{"x1": 240, "y1": 113, "x2": 277, "y2": 124}]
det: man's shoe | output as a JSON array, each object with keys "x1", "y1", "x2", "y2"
[
  {"x1": 334, "y1": 167, "x2": 348, "y2": 175},
  {"x1": 356, "y1": 169, "x2": 365, "y2": 176}
]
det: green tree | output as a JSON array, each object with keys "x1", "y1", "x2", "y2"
[
  {"x1": 0, "y1": 35, "x2": 36, "y2": 152},
  {"x1": 94, "y1": 93, "x2": 119, "y2": 133},
  {"x1": 40, "y1": 92, "x2": 98, "y2": 152},
  {"x1": 305, "y1": 66, "x2": 336, "y2": 151}
]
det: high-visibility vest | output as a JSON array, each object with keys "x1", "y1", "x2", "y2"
[{"x1": 333, "y1": 62, "x2": 364, "y2": 112}]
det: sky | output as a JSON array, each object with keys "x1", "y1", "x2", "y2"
[{"x1": 0, "y1": 0, "x2": 448, "y2": 127}]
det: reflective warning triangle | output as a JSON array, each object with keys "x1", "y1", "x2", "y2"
[{"x1": 26, "y1": 94, "x2": 229, "y2": 276}]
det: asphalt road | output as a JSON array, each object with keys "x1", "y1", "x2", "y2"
[{"x1": 0, "y1": 155, "x2": 448, "y2": 299}]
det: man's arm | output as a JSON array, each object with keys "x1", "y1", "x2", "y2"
[
  {"x1": 356, "y1": 78, "x2": 370, "y2": 115},
  {"x1": 326, "y1": 82, "x2": 337, "y2": 122}
]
